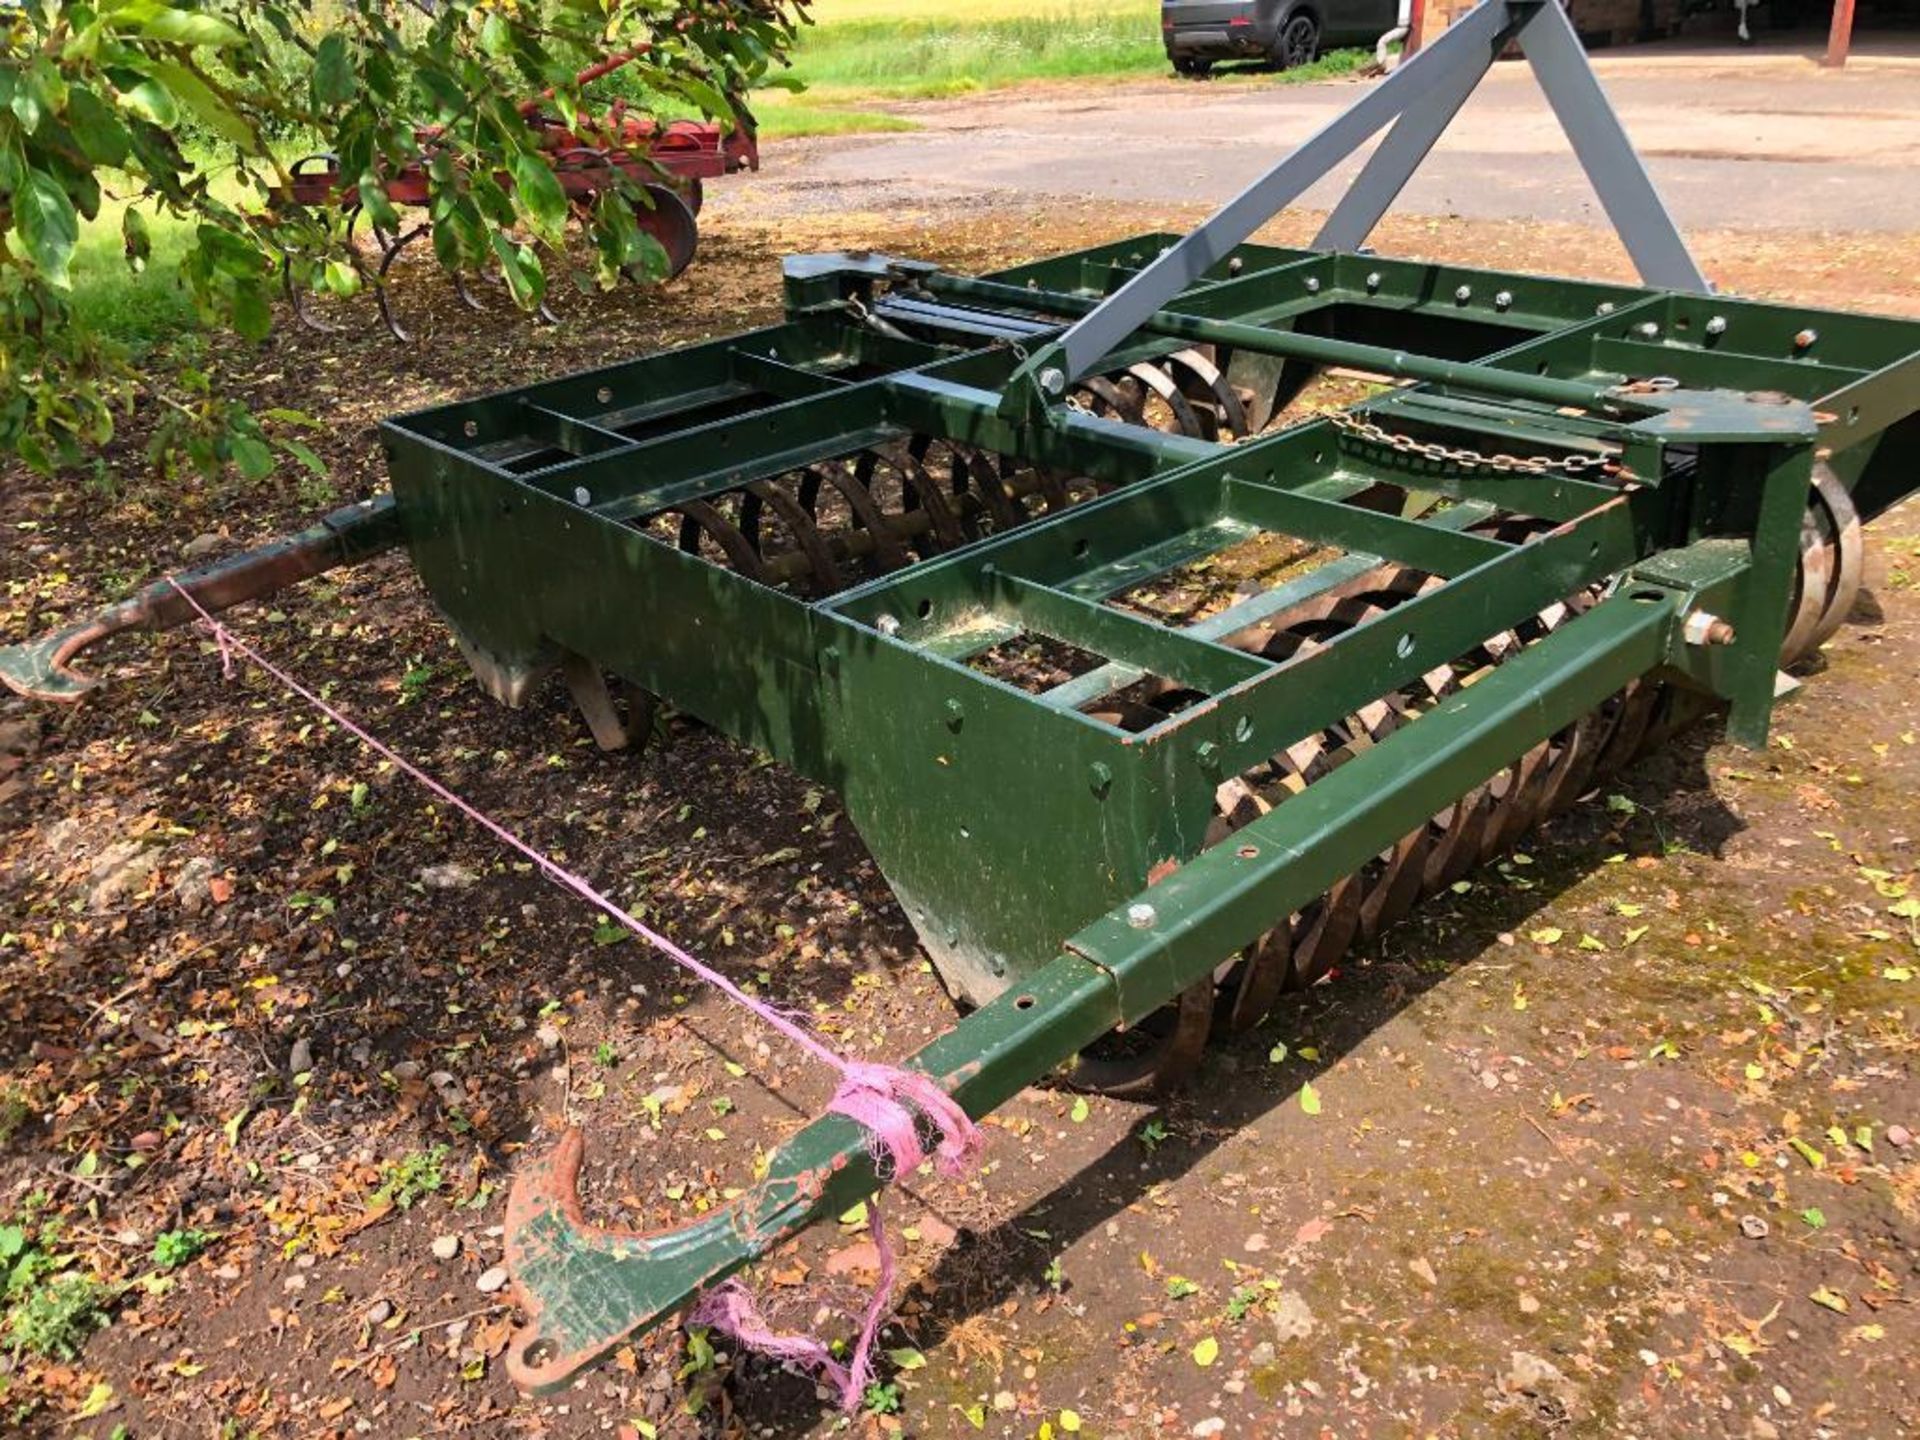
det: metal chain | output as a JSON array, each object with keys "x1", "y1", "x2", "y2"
[{"x1": 1328, "y1": 410, "x2": 1629, "y2": 480}]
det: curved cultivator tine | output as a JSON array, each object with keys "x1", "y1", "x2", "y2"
[
  {"x1": 0, "y1": 613, "x2": 137, "y2": 701},
  {"x1": 503, "y1": 1128, "x2": 833, "y2": 1394},
  {"x1": 502, "y1": 953, "x2": 1124, "y2": 1395}
]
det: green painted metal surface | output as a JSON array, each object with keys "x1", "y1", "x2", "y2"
[{"x1": 358, "y1": 238, "x2": 1920, "y2": 1382}]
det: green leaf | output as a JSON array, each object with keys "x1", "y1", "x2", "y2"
[
  {"x1": 66, "y1": 86, "x2": 132, "y2": 166},
  {"x1": 230, "y1": 282, "x2": 272, "y2": 342},
  {"x1": 121, "y1": 205, "x2": 151, "y2": 273},
  {"x1": 322, "y1": 259, "x2": 361, "y2": 298},
  {"x1": 10, "y1": 84, "x2": 45, "y2": 135},
  {"x1": 76, "y1": 1381, "x2": 115, "y2": 1419},
  {"x1": 886, "y1": 1347, "x2": 926, "y2": 1371},
  {"x1": 15, "y1": 171, "x2": 80, "y2": 288},
  {"x1": 142, "y1": 60, "x2": 258, "y2": 150},
  {"x1": 107, "y1": 2, "x2": 249, "y2": 48},
  {"x1": 509, "y1": 151, "x2": 569, "y2": 247},
  {"x1": 313, "y1": 34, "x2": 357, "y2": 107},
  {"x1": 119, "y1": 78, "x2": 178, "y2": 128},
  {"x1": 230, "y1": 435, "x2": 275, "y2": 481},
  {"x1": 1069, "y1": 1096, "x2": 1089, "y2": 1124},
  {"x1": 356, "y1": 170, "x2": 399, "y2": 234},
  {"x1": 479, "y1": 11, "x2": 514, "y2": 57},
  {"x1": 489, "y1": 231, "x2": 544, "y2": 311},
  {"x1": 280, "y1": 438, "x2": 326, "y2": 479},
  {"x1": 1298, "y1": 1081, "x2": 1321, "y2": 1116},
  {"x1": 1192, "y1": 1335, "x2": 1219, "y2": 1367},
  {"x1": 1788, "y1": 1136, "x2": 1826, "y2": 1169}
]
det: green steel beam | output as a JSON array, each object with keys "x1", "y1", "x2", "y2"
[{"x1": 502, "y1": 583, "x2": 1684, "y2": 1395}]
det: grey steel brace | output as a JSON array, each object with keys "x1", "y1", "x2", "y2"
[{"x1": 1002, "y1": 0, "x2": 1708, "y2": 418}]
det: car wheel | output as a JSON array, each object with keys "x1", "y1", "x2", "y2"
[
  {"x1": 1270, "y1": 11, "x2": 1320, "y2": 70},
  {"x1": 1170, "y1": 54, "x2": 1213, "y2": 78}
]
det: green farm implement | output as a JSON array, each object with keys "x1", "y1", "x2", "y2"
[{"x1": 7, "y1": 0, "x2": 1919, "y2": 1399}]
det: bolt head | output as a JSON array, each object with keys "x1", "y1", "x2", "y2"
[
  {"x1": 1039, "y1": 366, "x2": 1067, "y2": 396},
  {"x1": 1682, "y1": 610, "x2": 1735, "y2": 647},
  {"x1": 1493, "y1": 290, "x2": 1513, "y2": 311},
  {"x1": 875, "y1": 613, "x2": 901, "y2": 637},
  {"x1": 1454, "y1": 285, "x2": 1472, "y2": 303},
  {"x1": 1705, "y1": 315, "x2": 1728, "y2": 337},
  {"x1": 1365, "y1": 271, "x2": 1383, "y2": 291},
  {"x1": 1793, "y1": 328, "x2": 1818, "y2": 350},
  {"x1": 1304, "y1": 277, "x2": 1321, "y2": 294},
  {"x1": 1637, "y1": 322, "x2": 1661, "y2": 339},
  {"x1": 573, "y1": 486, "x2": 592, "y2": 506},
  {"x1": 1126, "y1": 902, "x2": 1157, "y2": 930}
]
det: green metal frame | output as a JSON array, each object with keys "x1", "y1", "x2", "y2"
[
  {"x1": 2, "y1": 14, "x2": 1915, "y2": 1395},
  {"x1": 8, "y1": 129, "x2": 1917, "y2": 1404},
  {"x1": 356, "y1": 232, "x2": 1920, "y2": 1390}
]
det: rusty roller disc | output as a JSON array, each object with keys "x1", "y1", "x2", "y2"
[
  {"x1": 1804, "y1": 463, "x2": 1865, "y2": 653},
  {"x1": 1161, "y1": 348, "x2": 1252, "y2": 440},
  {"x1": 625, "y1": 183, "x2": 699, "y2": 284}
]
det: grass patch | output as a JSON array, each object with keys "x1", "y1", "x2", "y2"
[
  {"x1": 2, "y1": 1210, "x2": 114, "y2": 1362},
  {"x1": 786, "y1": 4, "x2": 1164, "y2": 99},
  {"x1": 767, "y1": 3, "x2": 1373, "y2": 128},
  {"x1": 372, "y1": 1145, "x2": 448, "y2": 1211},
  {"x1": 68, "y1": 192, "x2": 200, "y2": 353},
  {"x1": 808, "y1": 0, "x2": 1147, "y2": 18}
]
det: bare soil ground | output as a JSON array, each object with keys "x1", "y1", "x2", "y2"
[{"x1": 3, "y1": 197, "x2": 1918, "y2": 1440}]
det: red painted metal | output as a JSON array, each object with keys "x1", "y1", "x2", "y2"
[
  {"x1": 1823, "y1": 0, "x2": 1856, "y2": 68},
  {"x1": 278, "y1": 116, "x2": 754, "y2": 210},
  {"x1": 1405, "y1": 0, "x2": 1430, "y2": 59},
  {"x1": 272, "y1": 44, "x2": 756, "y2": 263}
]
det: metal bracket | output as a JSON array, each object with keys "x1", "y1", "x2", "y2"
[{"x1": 1001, "y1": 0, "x2": 1710, "y2": 421}]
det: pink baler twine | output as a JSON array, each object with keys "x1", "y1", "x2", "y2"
[{"x1": 165, "y1": 578, "x2": 980, "y2": 1409}]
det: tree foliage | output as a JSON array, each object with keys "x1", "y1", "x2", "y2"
[{"x1": 0, "y1": 1, "x2": 807, "y2": 480}]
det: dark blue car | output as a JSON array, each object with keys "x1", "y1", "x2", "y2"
[{"x1": 1162, "y1": 0, "x2": 1401, "y2": 75}]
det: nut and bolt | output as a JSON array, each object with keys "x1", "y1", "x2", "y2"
[
  {"x1": 1704, "y1": 315, "x2": 1728, "y2": 338},
  {"x1": 573, "y1": 486, "x2": 592, "y2": 506},
  {"x1": 944, "y1": 698, "x2": 965, "y2": 732},
  {"x1": 1793, "y1": 328, "x2": 1818, "y2": 350},
  {"x1": 1597, "y1": 302, "x2": 1616, "y2": 316},
  {"x1": 1305, "y1": 277, "x2": 1321, "y2": 294},
  {"x1": 1493, "y1": 290, "x2": 1513, "y2": 311},
  {"x1": 1636, "y1": 321, "x2": 1661, "y2": 339},
  {"x1": 1682, "y1": 610, "x2": 1736, "y2": 647},
  {"x1": 1039, "y1": 366, "x2": 1067, "y2": 396},
  {"x1": 1454, "y1": 284, "x2": 1473, "y2": 304},
  {"x1": 1126, "y1": 902, "x2": 1158, "y2": 930},
  {"x1": 875, "y1": 613, "x2": 901, "y2": 637},
  {"x1": 1365, "y1": 271, "x2": 1383, "y2": 292}
]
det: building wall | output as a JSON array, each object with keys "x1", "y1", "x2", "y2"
[{"x1": 1428, "y1": 0, "x2": 1690, "y2": 47}]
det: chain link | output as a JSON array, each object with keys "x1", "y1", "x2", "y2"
[{"x1": 1328, "y1": 410, "x2": 1630, "y2": 481}]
